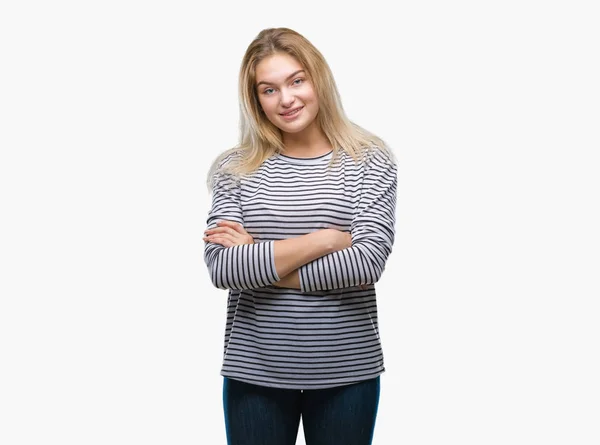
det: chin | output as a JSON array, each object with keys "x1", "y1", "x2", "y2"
[
  {"x1": 279, "y1": 126, "x2": 307, "y2": 133},
  {"x1": 280, "y1": 120, "x2": 313, "y2": 132}
]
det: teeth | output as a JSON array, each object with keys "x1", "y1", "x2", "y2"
[{"x1": 283, "y1": 108, "x2": 300, "y2": 116}]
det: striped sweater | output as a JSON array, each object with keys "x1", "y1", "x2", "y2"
[{"x1": 204, "y1": 146, "x2": 398, "y2": 389}]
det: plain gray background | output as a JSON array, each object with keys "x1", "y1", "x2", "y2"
[{"x1": 1, "y1": 1, "x2": 598, "y2": 444}]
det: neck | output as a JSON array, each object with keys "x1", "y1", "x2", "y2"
[{"x1": 281, "y1": 120, "x2": 332, "y2": 156}]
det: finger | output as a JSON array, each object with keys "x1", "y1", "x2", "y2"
[
  {"x1": 218, "y1": 221, "x2": 246, "y2": 235},
  {"x1": 215, "y1": 237, "x2": 233, "y2": 248},
  {"x1": 206, "y1": 235, "x2": 227, "y2": 246},
  {"x1": 211, "y1": 227, "x2": 243, "y2": 241},
  {"x1": 217, "y1": 220, "x2": 247, "y2": 234},
  {"x1": 206, "y1": 233, "x2": 238, "y2": 246}
]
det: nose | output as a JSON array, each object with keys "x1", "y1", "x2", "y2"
[{"x1": 279, "y1": 87, "x2": 295, "y2": 107}]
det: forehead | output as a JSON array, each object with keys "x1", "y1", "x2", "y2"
[{"x1": 255, "y1": 53, "x2": 304, "y2": 83}]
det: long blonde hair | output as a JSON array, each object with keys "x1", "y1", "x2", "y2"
[{"x1": 206, "y1": 27, "x2": 396, "y2": 192}]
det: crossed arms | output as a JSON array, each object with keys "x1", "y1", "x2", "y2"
[{"x1": 203, "y1": 150, "x2": 397, "y2": 292}]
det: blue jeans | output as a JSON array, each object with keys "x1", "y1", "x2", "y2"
[{"x1": 223, "y1": 376, "x2": 380, "y2": 445}]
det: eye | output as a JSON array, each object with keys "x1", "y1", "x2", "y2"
[
  {"x1": 263, "y1": 88, "x2": 275, "y2": 95},
  {"x1": 293, "y1": 78, "x2": 304, "y2": 85}
]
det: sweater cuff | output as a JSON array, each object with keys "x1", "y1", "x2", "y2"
[{"x1": 268, "y1": 240, "x2": 280, "y2": 283}]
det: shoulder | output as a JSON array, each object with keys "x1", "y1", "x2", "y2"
[
  {"x1": 360, "y1": 145, "x2": 397, "y2": 171},
  {"x1": 208, "y1": 148, "x2": 245, "y2": 193},
  {"x1": 216, "y1": 148, "x2": 244, "y2": 171}
]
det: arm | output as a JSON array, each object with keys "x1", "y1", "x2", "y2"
[
  {"x1": 272, "y1": 269, "x2": 301, "y2": 289},
  {"x1": 298, "y1": 149, "x2": 398, "y2": 292},
  {"x1": 204, "y1": 156, "x2": 335, "y2": 290}
]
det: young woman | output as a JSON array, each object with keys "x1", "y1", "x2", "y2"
[{"x1": 203, "y1": 27, "x2": 398, "y2": 445}]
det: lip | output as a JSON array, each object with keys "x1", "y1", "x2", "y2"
[{"x1": 279, "y1": 106, "x2": 304, "y2": 120}]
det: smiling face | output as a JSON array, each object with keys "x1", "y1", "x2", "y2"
[{"x1": 255, "y1": 52, "x2": 320, "y2": 136}]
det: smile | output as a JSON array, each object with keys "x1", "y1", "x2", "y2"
[{"x1": 280, "y1": 107, "x2": 304, "y2": 120}]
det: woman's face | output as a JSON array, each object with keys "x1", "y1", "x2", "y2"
[{"x1": 255, "y1": 53, "x2": 319, "y2": 135}]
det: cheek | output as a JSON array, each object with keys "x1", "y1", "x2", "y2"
[
  {"x1": 302, "y1": 96, "x2": 318, "y2": 113},
  {"x1": 256, "y1": 97, "x2": 266, "y2": 112},
  {"x1": 258, "y1": 98, "x2": 276, "y2": 115},
  {"x1": 300, "y1": 90, "x2": 318, "y2": 106}
]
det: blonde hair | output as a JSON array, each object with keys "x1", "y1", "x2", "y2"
[{"x1": 206, "y1": 27, "x2": 396, "y2": 192}]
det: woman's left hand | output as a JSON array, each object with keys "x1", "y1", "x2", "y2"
[{"x1": 203, "y1": 220, "x2": 255, "y2": 247}]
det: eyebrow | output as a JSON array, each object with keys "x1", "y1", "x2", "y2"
[{"x1": 256, "y1": 70, "x2": 305, "y2": 88}]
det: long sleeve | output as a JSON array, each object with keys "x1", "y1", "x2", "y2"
[
  {"x1": 204, "y1": 155, "x2": 280, "y2": 290},
  {"x1": 298, "y1": 149, "x2": 397, "y2": 292}
]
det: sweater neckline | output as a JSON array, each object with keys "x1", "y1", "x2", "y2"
[{"x1": 275, "y1": 149, "x2": 334, "y2": 165}]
